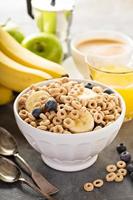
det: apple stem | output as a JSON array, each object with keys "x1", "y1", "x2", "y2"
[{"x1": 51, "y1": 0, "x2": 56, "y2": 6}]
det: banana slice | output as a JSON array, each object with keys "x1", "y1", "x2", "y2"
[
  {"x1": 69, "y1": 110, "x2": 94, "y2": 133},
  {"x1": 78, "y1": 88, "x2": 97, "y2": 101},
  {"x1": 26, "y1": 90, "x2": 50, "y2": 112}
]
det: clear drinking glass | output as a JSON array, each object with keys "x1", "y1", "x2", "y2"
[{"x1": 86, "y1": 53, "x2": 133, "y2": 121}]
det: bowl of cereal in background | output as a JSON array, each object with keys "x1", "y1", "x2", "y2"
[{"x1": 13, "y1": 78, "x2": 126, "y2": 172}]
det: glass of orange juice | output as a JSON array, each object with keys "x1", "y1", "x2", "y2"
[{"x1": 86, "y1": 51, "x2": 133, "y2": 121}]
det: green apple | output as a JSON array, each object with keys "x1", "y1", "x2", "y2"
[
  {"x1": 22, "y1": 33, "x2": 63, "y2": 63},
  {"x1": 3, "y1": 20, "x2": 25, "y2": 43}
]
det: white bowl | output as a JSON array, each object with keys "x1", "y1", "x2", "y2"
[{"x1": 13, "y1": 79, "x2": 126, "y2": 172}]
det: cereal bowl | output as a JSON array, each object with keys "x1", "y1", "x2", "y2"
[{"x1": 13, "y1": 79, "x2": 126, "y2": 172}]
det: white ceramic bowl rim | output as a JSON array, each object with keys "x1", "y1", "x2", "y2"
[
  {"x1": 71, "y1": 30, "x2": 133, "y2": 58},
  {"x1": 13, "y1": 79, "x2": 126, "y2": 137}
]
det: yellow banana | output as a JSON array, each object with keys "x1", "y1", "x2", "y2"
[
  {"x1": 0, "y1": 26, "x2": 66, "y2": 77},
  {"x1": 0, "y1": 51, "x2": 52, "y2": 92},
  {"x1": 0, "y1": 84, "x2": 14, "y2": 105}
]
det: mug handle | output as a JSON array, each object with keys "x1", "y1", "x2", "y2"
[{"x1": 26, "y1": 0, "x2": 34, "y2": 19}]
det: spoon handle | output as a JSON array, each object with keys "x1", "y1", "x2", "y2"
[
  {"x1": 14, "y1": 153, "x2": 58, "y2": 195},
  {"x1": 19, "y1": 177, "x2": 56, "y2": 200}
]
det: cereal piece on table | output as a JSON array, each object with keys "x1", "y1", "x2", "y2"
[
  {"x1": 87, "y1": 99, "x2": 97, "y2": 109},
  {"x1": 94, "y1": 113, "x2": 103, "y2": 124},
  {"x1": 83, "y1": 182, "x2": 94, "y2": 192},
  {"x1": 106, "y1": 164, "x2": 117, "y2": 173},
  {"x1": 115, "y1": 173, "x2": 124, "y2": 182},
  {"x1": 37, "y1": 125, "x2": 47, "y2": 131},
  {"x1": 116, "y1": 161, "x2": 126, "y2": 169},
  {"x1": 53, "y1": 116, "x2": 62, "y2": 125},
  {"x1": 106, "y1": 172, "x2": 116, "y2": 182},
  {"x1": 93, "y1": 179, "x2": 104, "y2": 188},
  {"x1": 63, "y1": 118, "x2": 75, "y2": 129},
  {"x1": 19, "y1": 109, "x2": 28, "y2": 120},
  {"x1": 92, "y1": 86, "x2": 103, "y2": 93},
  {"x1": 69, "y1": 110, "x2": 80, "y2": 120},
  {"x1": 57, "y1": 109, "x2": 67, "y2": 119},
  {"x1": 118, "y1": 168, "x2": 127, "y2": 176}
]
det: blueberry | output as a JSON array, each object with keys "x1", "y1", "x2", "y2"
[
  {"x1": 130, "y1": 172, "x2": 133, "y2": 181},
  {"x1": 120, "y1": 151, "x2": 131, "y2": 163},
  {"x1": 85, "y1": 83, "x2": 93, "y2": 89},
  {"x1": 32, "y1": 108, "x2": 42, "y2": 119},
  {"x1": 127, "y1": 162, "x2": 133, "y2": 174},
  {"x1": 116, "y1": 143, "x2": 127, "y2": 154},
  {"x1": 44, "y1": 100, "x2": 57, "y2": 112},
  {"x1": 104, "y1": 88, "x2": 114, "y2": 94}
]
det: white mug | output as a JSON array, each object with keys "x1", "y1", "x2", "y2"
[{"x1": 71, "y1": 31, "x2": 133, "y2": 78}]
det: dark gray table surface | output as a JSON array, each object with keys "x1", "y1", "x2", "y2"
[{"x1": 0, "y1": 102, "x2": 133, "y2": 200}]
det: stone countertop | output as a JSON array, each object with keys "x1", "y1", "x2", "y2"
[
  {"x1": 0, "y1": 104, "x2": 133, "y2": 200},
  {"x1": 1, "y1": 0, "x2": 133, "y2": 199}
]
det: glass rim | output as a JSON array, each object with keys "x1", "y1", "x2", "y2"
[{"x1": 85, "y1": 55, "x2": 133, "y2": 75}]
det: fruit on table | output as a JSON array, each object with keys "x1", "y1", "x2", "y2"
[
  {"x1": 26, "y1": 90, "x2": 50, "y2": 112},
  {"x1": 2, "y1": 20, "x2": 25, "y2": 43},
  {"x1": 0, "y1": 51, "x2": 52, "y2": 92},
  {"x1": 0, "y1": 84, "x2": 14, "y2": 105},
  {"x1": 120, "y1": 151, "x2": 131, "y2": 163},
  {"x1": 22, "y1": 33, "x2": 63, "y2": 64},
  {"x1": 127, "y1": 162, "x2": 133, "y2": 174},
  {"x1": 116, "y1": 143, "x2": 127, "y2": 154},
  {"x1": 69, "y1": 110, "x2": 94, "y2": 133},
  {"x1": 0, "y1": 26, "x2": 66, "y2": 77}
]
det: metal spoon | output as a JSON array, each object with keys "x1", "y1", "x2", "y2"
[
  {"x1": 0, "y1": 156, "x2": 55, "y2": 200},
  {"x1": 0, "y1": 127, "x2": 58, "y2": 195}
]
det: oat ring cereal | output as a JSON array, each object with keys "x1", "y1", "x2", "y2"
[
  {"x1": 99, "y1": 102, "x2": 106, "y2": 110},
  {"x1": 89, "y1": 109, "x2": 98, "y2": 115},
  {"x1": 71, "y1": 100, "x2": 82, "y2": 110},
  {"x1": 118, "y1": 168, "x2": 127, "y2": 176},
  {"x1": 19, "y1": 109, "x2": 28, "y2": 119},
  {"x1": 94, "y1": 113, "x2": 103, "y2": 124},
  {"x1": 69, "y1": 110, "x2": 80, "y2": 120},
  {"x1": 83, "y1": 182, "x2": 94, "y2": 192},
  {"x1": 106, "y1": 172, "x2": 116, "y2": 182},
  {"x1": 115, "y1": 173, "x2": 124, "y2": 182},
  {"x1": 63, "y1": 118, "x2": 75, "y2": 129},
  {"x1": 93, "y1": 179, "x2": 104, "y2": 188},
  {"x1": 87, "y1": 99, "x2": 97, "y2": 109},
  {"x1": 57, "y1": 109, "x2": 67, "y2": 119},
  {"x1": 116, "y1": 161, "x2": 126, "y2": 169},
  {"x1": 106, "y1": 164, "x2": 117, "y2": 173},
  {"x1": 51, "y1": 125, "x2": 64, "y2": 133},
  {"x1": 53, "y1": 116, "x2": 62, "y2": 125},
  {"x1": 18, "y1": 78, "x2": 122, "y2": 134}
]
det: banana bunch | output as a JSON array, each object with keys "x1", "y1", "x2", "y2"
[{"x1": 0, "y1": 26, "x2": 66, "y2": 105}]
